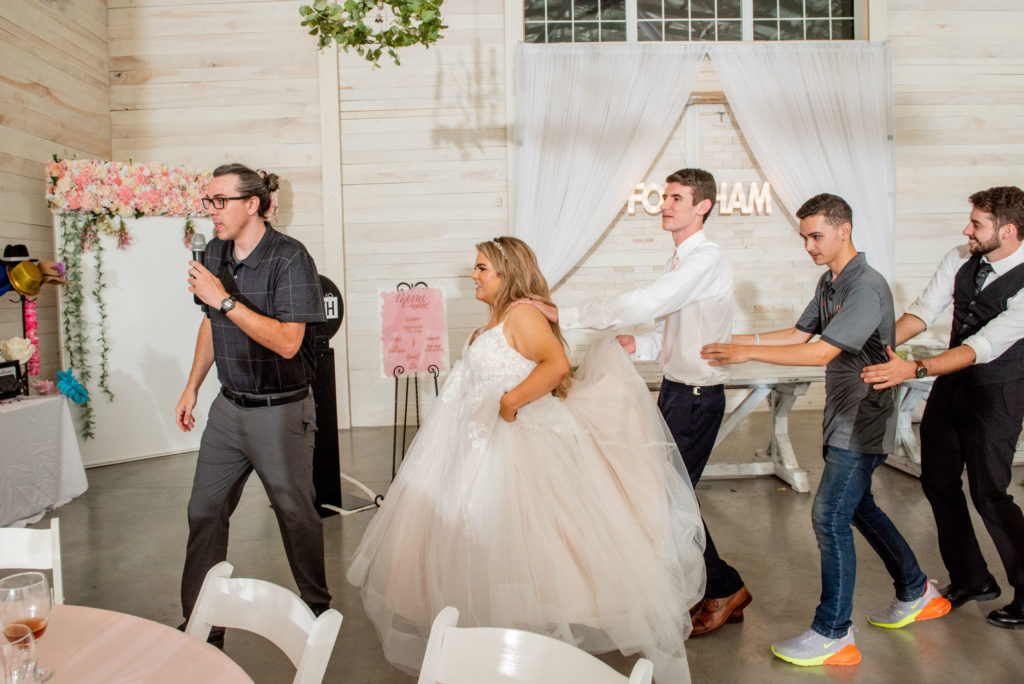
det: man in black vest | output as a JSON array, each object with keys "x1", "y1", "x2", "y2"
[{"x1": 861, "y1": 186, "x2": 1024, "y2": 630}]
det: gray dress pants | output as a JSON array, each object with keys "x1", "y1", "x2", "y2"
[{"x1": 180, "y1": 393, "x2": 331, "y2": 617}]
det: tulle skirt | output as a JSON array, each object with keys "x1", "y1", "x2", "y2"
[{"x1": 347, "y1": 337, "x2": 706, "y2": 681}]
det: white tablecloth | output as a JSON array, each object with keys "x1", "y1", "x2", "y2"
[{"x1": 0, "y1": 396, "x2": 88, "y2": 527}]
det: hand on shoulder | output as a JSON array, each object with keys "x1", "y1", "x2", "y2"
[{"x1": 509, "y1": 298, "x2": 558, "y2": 323}]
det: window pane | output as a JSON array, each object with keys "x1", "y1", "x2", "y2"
[
  {"x1": 778, "y1": 18, "x2": 804, "y2": 39},
  {"x1": 548, "y1": 0, "x2": 572, "y2": 21},
  {"x1": 753, "y1": 0, "x2": 778, "y2": 18},
  {"x1": 524, "y1": 22, "x2": 546, "y2": 42},
  {"x1": 690, "y1": 0, "x2": 715, "y2": 19},
  {"x1": 805, "y1": 0, "x2": 830, "y2": 18},
  {"x1": 548, "y1": 22, "x2": 573, "y2": 41},
  {"x1": 574, "y1": 21, "x2": 600, "y2": 40},
  {"x1": 831, "y1": 0, "x2": 854, "y2": 17},
  {"x1": 805, "y1": 19, "x2": 829, "y2": 39},
  {"x1": 753, "y1": 19, "x2": 779, "y2": 40},
  {"x1": 601, "y1": 22, "x2": 627, "y2": 40},
  {"x1": 832, "y1": 18, "x2": 854, "y2": 39},
  {"x1": 574, "y1": 0, "x2": 599, "y2": 20},
  {"x1": 717, "y1": 0, "x2": 742, "y2": 19},
  {"x1": 638, "y1": 0, "x2": 664, "y2": 20},
  {"x1": 665, "y1": 0, "x2": 688, "y2": 20},
  {"x1": 524, "y1": 0, "x2": 546, "y2": 21},
  {"x1": 601, "y1": 0, "x2": 627, "y2": 20},
  {"x1": 717, "y1": 19, "x2": 742, "y2": 40},
  {"x1": 779, "y1": 0, "x2": 803, "y2": 18},
  {"x1": 665, "y1": 20, "x2": 690, "y2": 40},
  {"x1": 638, "y1": 20, "x2": 664, "y2": 40},
  {"x1": 691, "y1": 18, "x2": 715, "y2": 39}
]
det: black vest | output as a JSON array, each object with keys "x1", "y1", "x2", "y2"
[{"x1": 950, "y1": 254, "x2": 1024, "y2": 385}]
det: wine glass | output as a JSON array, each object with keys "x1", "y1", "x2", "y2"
[
  {"x1": 0, "y1": 573, "x2": 52, "y2": 683},
  {"x1": 2, "y1": 623, "x2": 35, "y2": 683}
]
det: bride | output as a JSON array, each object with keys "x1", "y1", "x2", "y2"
[{"x1": 347, "y1": 236, "x2": 706, "y2": 681}]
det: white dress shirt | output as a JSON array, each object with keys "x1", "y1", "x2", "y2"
[
  {"x1": 906, "y1": 242, "x2": 1024, "y2": 364},
  {"x1": 560, "y1": 231, "x2": 733, "y2": 386}
]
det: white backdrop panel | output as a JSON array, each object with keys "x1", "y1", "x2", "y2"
[{"x1": 55, "y1": 216, "x2": 219, "y2": 467}]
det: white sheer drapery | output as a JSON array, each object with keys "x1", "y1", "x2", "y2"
[
  {"x1": 512, "y1": 43, "x2": 706, "y2": 286},
  {"x1": 710, "y1": 42, "x2": 895, "y2": 281}
]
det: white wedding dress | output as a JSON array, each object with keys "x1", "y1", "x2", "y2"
[{"x1": 347, "y1": 327, "x2": 706, "y2": 682}]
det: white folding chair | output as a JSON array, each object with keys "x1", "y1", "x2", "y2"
[
  {"x1": 417, "y1": 606, "x2": 654, "y2": 684},
  {"x1": 185, "y1": 561, "x2": 342, "y2": 684},
  {"x1": 0, "y1": 518, "x2": 64, "y2": 604}
]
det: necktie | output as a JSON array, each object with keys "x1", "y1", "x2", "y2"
[
  {"x1": 974, "y1": 260, "x2": 993, "y2": 296},
  {"x1": 660, "y1": 252, "x2": 680, "y2": 366}
]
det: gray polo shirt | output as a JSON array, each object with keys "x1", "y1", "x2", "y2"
[
  {"x1": 202, "y1": 224, "x2": 325, "y2": 394},
  {"x1": 796, "y1": 253, "x2": 896, "y2": 454}
]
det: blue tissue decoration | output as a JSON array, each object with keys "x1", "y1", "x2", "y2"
[{"x1": 56, "y1": 368, "x2": 89, "y2": 405}]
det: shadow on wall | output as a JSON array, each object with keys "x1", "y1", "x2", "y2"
[{"x1": 430, "y1": 39, "x2": 507, "y2": 156}]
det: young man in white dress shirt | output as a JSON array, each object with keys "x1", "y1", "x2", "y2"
[
  {"x1": 558, "y1": 168, "x2": 750, "y2": 637},
  {"x1": 861, "y1": 186, "x2": 1024, "y2": 630}
]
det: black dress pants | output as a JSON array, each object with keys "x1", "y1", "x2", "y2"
[
  {"x1": 920, "y1": 375, "x2": 1024, "y2": 603},
  {"x1": 658, "y1": 379, "x2": 744, "y2": 599}
]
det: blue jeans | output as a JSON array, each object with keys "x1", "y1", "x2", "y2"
[{"x1": 811, "y1": 446, "x2": 927, "y2": 638}]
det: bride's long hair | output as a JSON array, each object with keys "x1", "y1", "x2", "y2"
[{"x1": 476, "y1": 236, "x2": 572, "y2": 398}]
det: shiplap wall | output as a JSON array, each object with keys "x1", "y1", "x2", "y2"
[
  {"x1": 888, "y1": 1, "x2": 1024, "y2": 335},
  {"x1": 105, "y1": 0, "x2": 353, "y2": 424},
  {"x1": 0, "y1": 0, "x2": 110, "y2": 382},
  {"x1": 338, "y1": 0, "x2": 508, "y2": 425},
  {"x1": 108, "y1": 0, "x2": 325, "y2": 264}
]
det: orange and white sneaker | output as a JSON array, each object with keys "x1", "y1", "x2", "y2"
[
  {"x1": 868, "y1": 580, "x2": 951, "y2": 629},
  {"x1": 770, "y1": 627, "x2": 861, "y2": 667}
]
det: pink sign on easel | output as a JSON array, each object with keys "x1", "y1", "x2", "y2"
[{"x1": 380, "y1": 287, "x2": 447, "y2": 377}]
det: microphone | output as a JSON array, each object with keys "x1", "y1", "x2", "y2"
[{"x1": 191, "y1": 233, "x2": 206, "y2": 305}]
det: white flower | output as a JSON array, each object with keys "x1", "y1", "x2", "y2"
[{"x1": 1, "y1": 337, "x2": 35, "y2": 368}]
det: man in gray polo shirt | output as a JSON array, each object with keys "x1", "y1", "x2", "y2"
[
  {"x1": 701, "y1": 193, "x2": 949, "y2": 667},
  {"x1": 174, "y1": 163, "x2": 331, "y2": 644}
]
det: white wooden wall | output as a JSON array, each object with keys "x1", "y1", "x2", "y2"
[
  {"x1": 106, "y1": 0, "x2": 351, "y2": 425},
  {"x1": 0, "y1": 0, "x2": 110, "y2": 382},
  {"x1": 2, "y1": 1, "x2": 1022, "y2": 429},
  {"x1": 337, "y1": 0, "x2": 508, "y2": 426}
]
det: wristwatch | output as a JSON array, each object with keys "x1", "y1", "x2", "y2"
[
  {"x1": 219, "y1": 296, "x2": 236, "y2": 314},
  {"x1": 914, "y1": 360, "x2": 928, "y2": 379}
]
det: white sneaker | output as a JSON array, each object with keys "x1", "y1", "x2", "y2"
[
  {"x1": 868, "y1": 580, "x2": 951, "y2": 629},
  {"x1": 770, "y1": 627, "x2": 861, "y2": 667}
]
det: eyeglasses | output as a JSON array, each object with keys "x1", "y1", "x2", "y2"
[{"x1": 201, "y1": 196, "x2": 250, "y2": 210}]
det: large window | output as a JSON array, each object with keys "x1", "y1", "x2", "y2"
[{"x1": 524, "y1": 0, "x2": 860, "y2": 43}]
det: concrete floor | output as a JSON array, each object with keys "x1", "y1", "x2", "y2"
[{"x1": 35, "y1": 411, "x2": 1024, "y2": 683}]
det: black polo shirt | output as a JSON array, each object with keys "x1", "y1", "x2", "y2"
[
  {"x1": 202, "y1": 224, "x2": 324, "y2": 394},
  {"x1": 795, "y1": 252, "x2": 896, "y2": 454}
]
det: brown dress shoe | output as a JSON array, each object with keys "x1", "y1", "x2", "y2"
[
  {"x1": 689, "y1": 598, "x2": 705, "y2": 617},
  {"x1": 690, "y1": 585, "x2": 752, "y2": 637}
]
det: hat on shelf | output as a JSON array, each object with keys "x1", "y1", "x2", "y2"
[
  {"x1": 6, "y1": 261, "x2": 43, "y2": 297},
  {"x1": 1, "y1": 245, "x2": 38, "y2": 263}
]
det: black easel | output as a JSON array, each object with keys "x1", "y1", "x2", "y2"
[{"x1": 390, "y1": 281, "x2": 441, "y2": 480}]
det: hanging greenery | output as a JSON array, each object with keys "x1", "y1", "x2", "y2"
[
  {"x1": 299, "y1": 0, "x2": 446, "y2": 66},
  {"x1": 46, "y1": 157, "x2": 210, "y2": 438}
]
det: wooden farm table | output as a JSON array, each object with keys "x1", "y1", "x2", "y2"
[{"x1": 636, "y1": 361, "x2": 823, "y2": 493}]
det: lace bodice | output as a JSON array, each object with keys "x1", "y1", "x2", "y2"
[{"x1": 459, "y1": 322, "x2": 536, "y2": 399}]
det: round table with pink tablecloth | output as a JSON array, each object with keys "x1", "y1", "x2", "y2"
[{"x1": 36, "y1": 604, "x2": 253, "y2": 683}]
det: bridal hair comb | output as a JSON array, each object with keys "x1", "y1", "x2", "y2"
[{"x1": 491, "y1": 238, "x2": 507, "y2": 260}]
